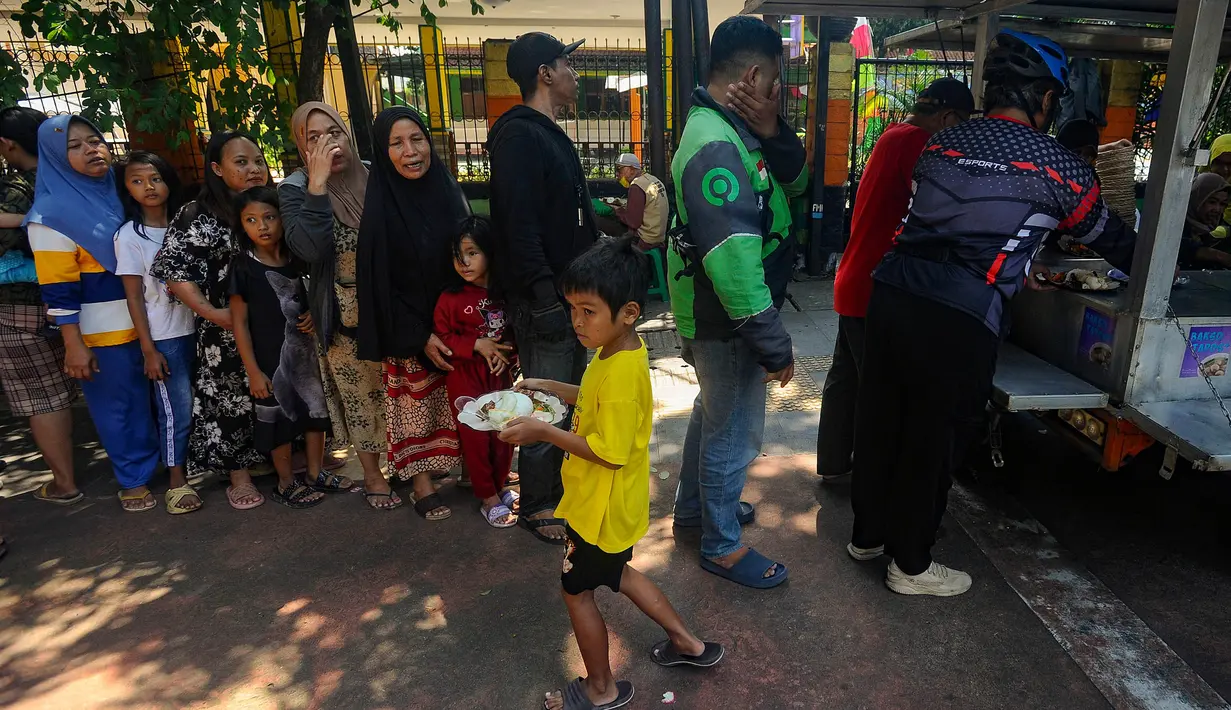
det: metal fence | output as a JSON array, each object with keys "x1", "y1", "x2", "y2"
[
  {"x1": 3, "y1": 33, "x2": 133, "y2": 153},
  {"x1": 1132, "y1": 62, "x2": 1165, "y2": 180},
  {"x1": 849, "y1": 57, "x2": 973, "y2": 185},
  {"x1": 781, "y1": 48, "x2": 817, "y2": 142},
  {"x1": 2, "y1": 29, "x2": 819, "y2": 185},
  {"x1": 312, "y1": 35, "x2": 661, "y2": 182}
]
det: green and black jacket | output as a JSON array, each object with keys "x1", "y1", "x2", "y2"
[{"x1": 667, "y1": 87, "x2": 808, "y2": 371}]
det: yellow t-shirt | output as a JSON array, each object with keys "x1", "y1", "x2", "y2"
[{"x1": 555, "y1": 339, "x2": 652, "y2": 553}]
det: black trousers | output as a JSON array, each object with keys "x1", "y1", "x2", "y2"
[
  {"x1": 816, "y1": 315, "x2": 866, "y2": 477},
  {"x1": 851, "y1": 283, "x2": 998, "y2": 575}
]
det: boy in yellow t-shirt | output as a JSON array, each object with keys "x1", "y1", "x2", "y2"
[{"x1": 501, "y1": 236, "x2": 724, "y2": 710}]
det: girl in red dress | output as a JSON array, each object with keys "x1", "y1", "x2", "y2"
[{"x1": 433, "y1": 216, "x2": 520, "y2": 528}]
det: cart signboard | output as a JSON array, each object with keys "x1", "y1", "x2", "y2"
[
  {"x1": 1179, "y1": 326, "x2": 1231, "y2": 379},
  {"x1": 1077, "y1": 307, "x2": 1115, "y2": 371}
]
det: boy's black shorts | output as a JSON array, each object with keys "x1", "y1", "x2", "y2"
[{"x1": 561, "y1": 526, "x2": 633, "y2": 596}]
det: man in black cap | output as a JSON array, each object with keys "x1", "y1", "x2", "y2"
[
  {"x1": 487, "y1": 32, "x2": 598, "y2": 545},
  {"x1": 818, "y1": 77, "x2": 974, "y2": 487}
]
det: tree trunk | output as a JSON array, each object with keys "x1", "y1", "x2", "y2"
[{"x1": 297, "y1": 1, "x2": 338, "y2": 103}]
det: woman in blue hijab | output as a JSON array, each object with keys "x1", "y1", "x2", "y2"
[{"x1": 27, "y1": 114, "x2": 160, "y2": 512}]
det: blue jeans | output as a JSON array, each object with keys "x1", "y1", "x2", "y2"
[
  {"x1": 78, "y1": 340, "x2": 160, "y2": 489},
  {"x1": 674, "y1": 337, "x2": 767, "y2": 559},
  {"x1": 151, "y1": 334, "x2": 194, "y2": 468}
]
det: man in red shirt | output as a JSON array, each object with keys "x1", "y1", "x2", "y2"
[{"x1": 817, "y1": 78, "x2": 974, "y2": 481}]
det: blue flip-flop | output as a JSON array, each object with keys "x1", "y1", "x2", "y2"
[
  {"x1": 700, "y1": 547, "x2": 788, "y2": 589},
  {"x1": 673, "y1": 501, "x2": 755, "y2": 528}
]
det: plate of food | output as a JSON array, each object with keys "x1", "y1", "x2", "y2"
[
  {"x1": 456, "y1": 389, "x2": 568, "y2": 431},
  {"x1": 1037, "y1": 268, "x2": 1121, "y2": 292}
]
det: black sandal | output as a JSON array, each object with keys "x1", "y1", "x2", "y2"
[
  {"x1": 411, "y1": 492, "x2": 451, "y2": 521},
  {"x1": 649, "y1": 639, "x2": 726, "y2": 668},
  {"x1": 271, "y1": 478, "x2": 325, "y2": 509},
  {"x1": 518, "y1": 516, "x2": 568, "y2": 545},
  {"x1": 364, "y1": 490, "x2": 403, "y2": 510},
  {"x1": 308, "y1": 471, "x2": 354, "y2": 492}
]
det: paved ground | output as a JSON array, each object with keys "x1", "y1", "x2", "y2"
[{"x1": 0, "y1": 279, "x2": 1228, "y2": 709}]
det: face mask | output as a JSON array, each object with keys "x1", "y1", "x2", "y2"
[{"x1": 619, "y1": 176, "x2": 630, "y2": 188}]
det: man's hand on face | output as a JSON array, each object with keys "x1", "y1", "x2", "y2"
[{"x1": 727, "y1": 80, "x2": 781, "y2": 140}]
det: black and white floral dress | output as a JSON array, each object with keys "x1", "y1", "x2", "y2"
[{"x1": 151, "y1": 203, "x2": 265, "y2": 475}]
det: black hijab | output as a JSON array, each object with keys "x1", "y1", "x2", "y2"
[{"x1": 357, "y1": 107, "x2": 470, "y2": 362}]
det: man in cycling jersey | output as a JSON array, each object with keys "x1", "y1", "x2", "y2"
[{"x1": 847, "y1": 30, "x2": 1138, "y2": 597}]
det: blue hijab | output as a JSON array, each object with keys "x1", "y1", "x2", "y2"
[{"x1": 24, "y1": 115, "x2": 124, "y2": 272}]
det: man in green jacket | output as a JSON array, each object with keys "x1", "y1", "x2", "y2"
[{"x1": 669, "y1": 16, "x2": 808, "y2": 590}]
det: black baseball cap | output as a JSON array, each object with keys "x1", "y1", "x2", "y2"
[
  {"x1": 916, "y1": 77, "x2": 976, "y2": 114},
  {"x1": 506, "y1": 32, "x2": 585, "y2": 90}
]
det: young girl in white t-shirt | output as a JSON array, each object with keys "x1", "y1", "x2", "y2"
[{"x1": 115, "y1": 151, "x2": 201, "y2": 514}]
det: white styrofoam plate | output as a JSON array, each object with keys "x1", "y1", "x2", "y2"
[{"x1": 456, "y1": 389, "x2": 567, "y2": 431}]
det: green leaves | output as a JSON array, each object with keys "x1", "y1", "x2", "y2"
[
  {"x1": 5, "y1": 0, "x2": 490, "y2": 152},
  {"x1": 0, "y1": 49, "x2": 27, "y2": 107},
  {"x1": 9, "y1": 0, "x2": 273, "y2": 147}
]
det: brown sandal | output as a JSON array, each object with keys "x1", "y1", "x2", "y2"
[
  {"x1": 410, "y1": 492, "x2": 451, "y2": 521},
  {"x1": 226, "y1": 483, "x2": 265, "y2": 510}
]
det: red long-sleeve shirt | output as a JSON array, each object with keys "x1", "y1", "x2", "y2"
[
  {"x1": 433, "y1": 283, "x2": 514, "y2": 399},
  {"x1": 834, "y1": 122, "x2": 930, "y2": 318}
]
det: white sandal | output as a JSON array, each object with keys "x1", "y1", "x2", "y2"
[{"x1": 482, "y1": 503, "x2": 517, "y2": 528}]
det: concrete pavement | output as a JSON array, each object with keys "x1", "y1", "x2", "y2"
[{"x1": 0, "y1": 279, "x2": 1225, "y2": 709}]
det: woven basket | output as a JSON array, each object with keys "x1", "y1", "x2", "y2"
[{"x1": 1097, "y1": 144, "x2": 1137, "y2": 224}]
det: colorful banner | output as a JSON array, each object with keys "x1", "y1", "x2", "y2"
[
  {"x1": 1077, "y1": 307, "x2": 1115, "y2": 370},
  {"x1": 1180, "y1": 325, "x2": 1231, "y2": 378},
  {"x1": 851, "y1": 18, "x2": 873, "y2": 59}
]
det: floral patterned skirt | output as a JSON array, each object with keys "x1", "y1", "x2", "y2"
[
  {"x1": 383, "y1": 356, "x2": 460, "y2": 480},
  {"x1": 189, "y1": 319, "x2": 265, "y2": 475},
  {"x1": 320, "y1": 331, "x2": 386, "y2": 453}
]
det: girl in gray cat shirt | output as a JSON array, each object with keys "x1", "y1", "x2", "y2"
[{"x1": 231, "y1": 186, "x2": 341, "y2": 509}]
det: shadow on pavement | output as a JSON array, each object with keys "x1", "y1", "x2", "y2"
[{"x1": 0, "y1": 409, "x2": 1110, "y2": 709}]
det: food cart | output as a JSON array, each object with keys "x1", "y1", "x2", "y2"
[{"x1": 743, "y1": 0, "x2": 1231, "y2": 473}]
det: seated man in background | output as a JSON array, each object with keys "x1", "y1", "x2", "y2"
[{"x1": 614, "y1": 153, "x2": 669, "y2": 251}]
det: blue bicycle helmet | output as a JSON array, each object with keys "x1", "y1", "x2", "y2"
[{"x1": 984, "y1": 29, "x2": 1069, "y2": 91}]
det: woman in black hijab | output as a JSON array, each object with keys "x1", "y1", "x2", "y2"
[{"x1": 357, "y1": 107, "x2": 468, "y2": 521}]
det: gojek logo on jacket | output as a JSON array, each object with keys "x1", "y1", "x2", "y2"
[{"x1": 701, "y1": 167, "x2": 739, "y2": 207}]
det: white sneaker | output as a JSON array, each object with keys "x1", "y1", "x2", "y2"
[
  {"x1": 847, "y1": 542, "x2": 884, "y2": 561},
  {"x1": 885, "y1": 560, "x2": 972, "y2": 597}
]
